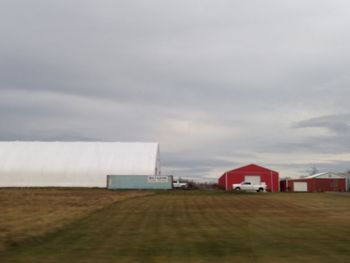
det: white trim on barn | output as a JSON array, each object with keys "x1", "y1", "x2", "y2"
[{"x1": 0, "y1": 141, "x2": 160, "y2": 187}]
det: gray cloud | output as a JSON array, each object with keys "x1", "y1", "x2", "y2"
[
  {"x1": 1, "y1": 1, "x2": 350, "y2": 179},
  {"x1": 294, "y1": 114, "x2": 350, "y2": 134},
  {"x1": 285, "y1": 114, "x2": 350, "y2": 154}
]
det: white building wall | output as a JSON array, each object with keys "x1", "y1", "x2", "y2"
[{"x1": 0, "y1": 142, "x2": 159, "y2": 187}]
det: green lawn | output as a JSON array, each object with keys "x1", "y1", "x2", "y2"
[{"x1": 1, "y1": 191, "x2": 350, "y2": 262}]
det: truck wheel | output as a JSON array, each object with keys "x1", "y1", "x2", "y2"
[
  {"x1": 257, "y1": 188, "x2": 263, "y2": 192},
  {"x1": 234, "y1": 187, "x2": 241, "y2": 191}
]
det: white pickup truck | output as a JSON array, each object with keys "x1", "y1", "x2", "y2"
[
  {"x1": 173, "y1": 180, "x2": 189, "y2": 189},
  {"x1": 233, "y1": 181, "x2": 266, "y2": 192}
]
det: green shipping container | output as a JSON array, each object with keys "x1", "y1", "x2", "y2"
[{"x1": 107, "y1": 175, "x2": 173, "y2": 190}]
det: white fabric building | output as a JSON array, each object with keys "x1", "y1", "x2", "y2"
[{"x1": 0, "y1": 141, "x2": 160, "y2": 187}]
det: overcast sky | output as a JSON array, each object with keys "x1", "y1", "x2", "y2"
[{"x1": 1, "y1": 1, "x2": 350, "y2": 180}]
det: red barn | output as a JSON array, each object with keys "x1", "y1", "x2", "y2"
[
  {"x1": 280, "y1": 172, "x2": 346, "y2": 192},
  {"x1": 218, "y1": 164, "x2": 279, "y2": 192}
]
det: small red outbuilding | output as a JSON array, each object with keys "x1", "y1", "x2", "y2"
[
  {"x1": 280, "y1": 172, "x2": 346, "y2": 192},
  {"x1": 218, "y1": 164, "x2": 279, "y2": 192}
]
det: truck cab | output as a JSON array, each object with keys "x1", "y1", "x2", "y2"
[{"x1": 173, "y1": 180, "x2": 188, "y2": 189}]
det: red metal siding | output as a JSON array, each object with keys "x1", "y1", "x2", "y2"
[
  {"x1": 281, "y1": 178, "x2": 346, "y2": 192},
  {"x1": 282, "y1": 179, "x2": 309, "y2": 192},
  {"x1": 313, "y1": 178, "x2": 345, "y2": 192},
  {"x1": 218, "y1": 164, "x2": 279, "y2": 192}
]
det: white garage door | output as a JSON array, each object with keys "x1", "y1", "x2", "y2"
[
  {"x1": 293, "y1": 182, "x2": 307, "y2": 192},
  {"x1": 244, "y1": 176, "x2": 261, "y2": 185}
]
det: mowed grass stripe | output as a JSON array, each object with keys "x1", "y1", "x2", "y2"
[
  {"x1": 0, "y1": 188, "x2": 151, "y2": 251},
  {"x1": 1, "y1": 192, "x2": 350, "y2": 263}
]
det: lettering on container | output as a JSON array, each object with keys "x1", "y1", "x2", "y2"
[{"x1": 147, "y1": 176, "x2": 168, "y2": 183}]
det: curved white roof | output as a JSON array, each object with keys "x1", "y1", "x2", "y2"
[{"x1": 0, "y1": 141, "x2": 160, "y2": 187}]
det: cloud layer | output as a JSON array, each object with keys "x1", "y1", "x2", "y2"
[{"x1": 1, "y1": 1, "x2": 350, "y2": 180}]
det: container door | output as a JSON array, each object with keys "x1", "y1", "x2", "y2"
[{"x1": 293, "y1": 182, "x2": 307, "y2": 192}]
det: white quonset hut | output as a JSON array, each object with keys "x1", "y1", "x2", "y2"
[{"x1": 0, "y1": 141, "x2": 160, "y2": 187}]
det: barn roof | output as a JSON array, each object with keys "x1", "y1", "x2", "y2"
[
  {"x1": 0, "y1": 141, "x2": 159, "y2": 187},
  {"x1": 305, "y1": 172, "x2": 345, "y2": 179},
  {"x1": 224, "y1": 163, "x2": 278, "y2": 174},
  {"x1": 305, "y1": 172, "x2": 328, "y2": 179}
]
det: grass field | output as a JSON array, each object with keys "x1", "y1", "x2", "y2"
[
  {"x1": 0, "y1": 188, "x2": 151, "y2": 251},
  {"x1": 1, "y1": 190, "x2": 350, "y2": 262}
]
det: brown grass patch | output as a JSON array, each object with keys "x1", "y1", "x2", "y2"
[{"x1": 0, "y1": 188, "x2": 152, "y2": 250}]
